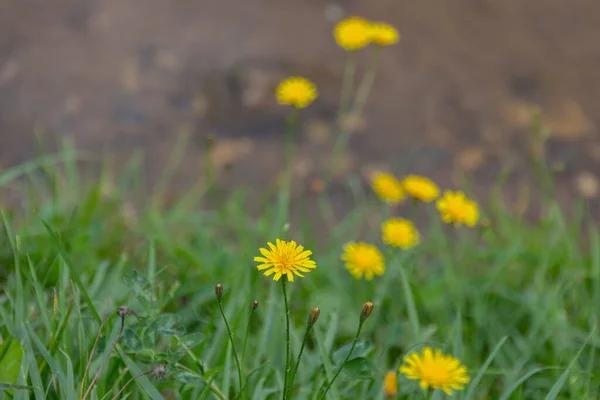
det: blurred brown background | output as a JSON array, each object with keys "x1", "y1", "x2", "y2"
[{"x1": 1, "y1": 0, "x2": 600, "y2": 214}]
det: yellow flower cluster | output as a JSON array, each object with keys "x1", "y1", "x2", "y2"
[{"x1": 334, "y1": 17, "x2": 400, "y2": 51}]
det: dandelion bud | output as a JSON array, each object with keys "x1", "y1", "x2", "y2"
[
  {"x1": 308, "y1": 307, "x2": 320, "y2": 327},
  {"x1": 383, "y1": 371, "x2": 398, "y2": 399},
  {"x1": 252, "y1": 300, "x2": 259, "y2": 311},
  {"x1": 360, "y1": 301, "x2": 373, "y2": 322},
  {"x1": 215, "y1": 284, "x2": 223, "y2": 302},
  {"x1": 117, "y1": 306, "x2": 137, "y2": 319},
  {"x1": 117, "y1": 306, "x2": 129, "y2": 318}
]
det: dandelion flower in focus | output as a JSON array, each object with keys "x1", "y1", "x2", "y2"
[
  {"x1": 383, "y1": 371, "x2": 398, "y2": 399},
  {"x1": 371, "y1": 172, "x2": 405, "y2": 205},
  {"x1": 382, "y1": 218, "x2": 419, "y2": 249},
  {"x1": 276, "y1": 77, "x2": 318, "y2": 109},
  {"x1": 254, "y1": 239, "x2": 316, "y2": 282},
  {"x1": 436, "y1": 190, "x2": 479, "y2": 227},
  {"x1": 334, "y1": 17, "x2": 372, "y2": 51},
  {"x1": 399, "y1": 347, "x2": 469, "y2": 395},
  {"x1": 402, "y1": 175, "x2": 440, "y2": 202},
  {"x1": 370, "y1": 22, "x2": 400, "y2": 46},
  {"x1": 341, "y1": 242, "x2": 385, "y2": 280}
]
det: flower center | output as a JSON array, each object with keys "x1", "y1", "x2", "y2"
[{"x1": 420, "y1": 361, "x2": 451, "y2": 387}]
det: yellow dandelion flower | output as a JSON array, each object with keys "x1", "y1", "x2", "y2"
[
  {"x1": 334, "y1": 16, "x2": 372, "y2": 51},
  {"x1": 254, "y1": 239, "x2": 316, "y2": 282},
  {"x1": 436, "y1": 191, "x2": 479, "y2": 227},
  {"x1": 383, "y1": 371, "x2": 398, "y2": 398},
  {"x1": 341, "y1": 242, "x2": 385, "y2": 280},
  {"x1": 402, "y1": 175, "x2": 440, "y2": 202},
  {"x1": 370, "y1": 22, "x2": 400, "y2": 46},
  {"x1": 382, "y1": 218, "x2": 419, "y2": 249},
  {"x1": 371, "y1": 172, "x2": 405, "y2": 205},
  {"x1": 276, "y1": 77, "x2": 318, "y2": 109},
  {"x1": 399, "y1": 347, "x2": 469, "y2": 396}
]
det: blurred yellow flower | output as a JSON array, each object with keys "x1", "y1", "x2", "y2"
[
  {"x1": 254, "y1": 239, "x2": 316, "y2": 282},
  {"x1": 276, "y1": 77, "x2": 318, "y2": 109},
  {"x1": 341, "y1": 242, "x2": 385, "y2": 280},
  {"x1": 383, "y1": 371, "x2": 398, "y2": 399},
  {"x1": 436, "y1": 191, "x2": 479, "y2": 227},
  {"x1": 399, "y1": 347, "x2": 469, "y2": 395},
  {"x1": 382, "y1": 218, "x2": 419, "y2": 249},
  {"x1": 402, "y1": 175, "x2": 440, "y2": 202},
  {"x1": 370, "y1": 22, "x2": 400, "y2": 46},
  {"x1": 334, "y1": 17, "x2": 372, "y2": 51},
  {"x1": 371, "y1": 172, "x2": 405, "y2": 204}
]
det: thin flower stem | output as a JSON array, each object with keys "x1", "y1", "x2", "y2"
[
  {"x1": 79, "y1": 317, "x2": 106, "y2": 399},
  {"x1": 318, "y1": 320, "x2": 365, "y2": 400},
  {"x1": 241, "y1": 307, "x2": 255, "y2": 365},
  {"x1": 328, "y1": 47, "x2": 381, "y2": 183},
  {"x1": 275, "y1": 110, "x2": 298, "y2": 236},
  {"x1": 281, "y1": 278, "x2": 291, "y2": 400},
  {"x1": 286, "y1": 323, "x2": 313, "y2": 399},
  {"x1": 111, "y1": 370, "x2": 153, "y2": 400},
  {"x1": 352, "y1": 46, "x2": 382, "y2": 117},
  {"x1": 218, "y1": 301, "x2": 244, "y2": 399},
  {"x1": 339, "y1": 51, "x2": 357, "y2": 116},
  {"x1": 82, "y1": 316, "x2": 125, "y2": 400}
]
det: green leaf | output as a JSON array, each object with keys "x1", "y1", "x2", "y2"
[
  {"x1": 142, "y1": 322, "x2": 158, "y2": 348},
  {"x1": 341, "y1": 357, "x2": 377, "y2": 379},
  {"x1": 0, "y1": 339, "x2": 24, "y2": 386},
  {"x1": 332, "y1": 340, "x2": 371, "y2": 365},
  {"x1": 180, "y1": 333, "x2": 206, "y2": 348},
  {"x1": 156, "y1": 313, "x2": 182, "y2": 330},
  {"x1": 122, "y1": 328, "x2": 143, "y2": 351},
  {"x1": 173, "y1": 371, "x2": 203, "y2": 385}
]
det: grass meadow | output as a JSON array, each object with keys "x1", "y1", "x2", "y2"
[{"x1": 1, "y1": 16, "x2": 599, "y2": 400}]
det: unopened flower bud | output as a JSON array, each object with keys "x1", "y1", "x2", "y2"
[
  {"x1": 383, "y1": 371, "x2": 398, "y2": 399},
  {"x1": 308, "y1": 307, "x2": 320, "y2": 327},
  {"x1": 360, "y1": 301, "x2": 373, "y2": 322},
  {"x1": 215, "y1": 284, "x2": 223, "y2": 302},
  {"x1": 252, "y1": 300, "x2": 259, "y2": 311}
]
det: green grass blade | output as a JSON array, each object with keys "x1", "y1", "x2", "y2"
[
  {"x1": 40, "y1": 221, "x2": 102, "y2": 324},
  {"x1": 465, "y1": 336, "x2": 508, "y2": 400}
]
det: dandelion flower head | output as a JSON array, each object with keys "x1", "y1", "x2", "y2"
[
  {"x1": 371, "y1": 172, "x2": 405, "y2": 204},
  {"x1": 400, "y1": 347, "x2": 469, "y2": 395},
  {"x1": 334, "y1": 17, "x2": 372, "y2": 51},
  {"x1": 341, "y1": 242, "x2": 385, "y2": 280},
  {"x1": 370, "y1": 22, "x2": 400, "y2": 46},
  {"x1": 402, "y1": 175, "x2": 440, "y2": 202},
  {"x1": 436, "y1": 190, "x2": 479, "y2": 227},
  {"x1": 383, "y1": 371, "x2": 398, "y2": 398},
  {"x1": 275, "y1": 77, "x2": 318, "y2": 109},
  {"x1": 382, "y1": 218, "x2": 419, "y2": 249},
  {"x1": 254, "y1": 239, "x2": 316, "y2": 282}
]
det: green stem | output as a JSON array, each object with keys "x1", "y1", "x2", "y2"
[
  {"x1": 286, "y1": 323, "x2": 314, "y2": 398},
  {"x1": 218, "y1": 301, "x2": 244, "y2": 399},
  {"x1": 339, "y1": 51, "x2": 357, "y2": 115},
  {"x1": 352, "y1": 46, "x2": 382, "y2": 116},
  {"x1": 328, "y1": 47, "x2": 381, "y2": 183},
  {"x1": 241, "y1": 306, "x2": 255, "y2": 365},
  {"x1": 281, "y1": 278, "x2": 291, "y2": 400},
  {"x1": 274, "y1": 110, "x2": 298, "y2": 236},
  {"x1": 318, "y1": 320, "x2": 365, "y2": 399}
]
